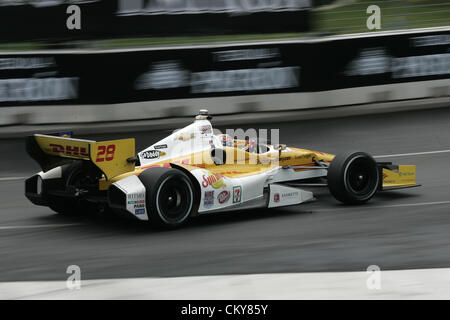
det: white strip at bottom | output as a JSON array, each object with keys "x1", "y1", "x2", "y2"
[{"x1": 2, "y1": 268, "x2": 450, "y2": 300}]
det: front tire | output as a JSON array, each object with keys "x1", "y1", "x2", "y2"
[
  {"x1": 139, "y1": 168, "x2": 196, "y2": 228},
  {"x1": 327, "y1": 151, "x2": 379, "y2": 205}
]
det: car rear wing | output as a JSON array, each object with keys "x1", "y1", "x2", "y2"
[{"x1": 26, "y1": 134, "x2": 136, "y2": 180}]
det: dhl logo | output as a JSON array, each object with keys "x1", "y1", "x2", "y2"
[
  {"x1": 48, "y1": 144, "x2": 89, "y2": 157},
  {"x1": 202, "y1": 172, "x2": 226, "y2": 189}
]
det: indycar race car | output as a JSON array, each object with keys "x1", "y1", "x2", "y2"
[{"x1": 25, "y1": 110, "x2": 419, "y2": 228}]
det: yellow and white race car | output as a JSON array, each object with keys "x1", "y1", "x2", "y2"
[{"x1": 25, "y1": 110, "x2": 419, "y2": 228}]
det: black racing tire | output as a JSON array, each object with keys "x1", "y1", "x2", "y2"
[
  {"x1": 327, "y1": 151, "x2": 379, "y2": 205},
  {"x1": 139, "y1": 167, "x2": 196, "y2": 228}
]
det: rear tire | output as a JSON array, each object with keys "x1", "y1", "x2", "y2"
[
  {"x1": 139, "y1": 168, "x2": 196, "y2": 228},
  {"x1": 327, "y1": 151, "x2": 379, "y2": 204}
]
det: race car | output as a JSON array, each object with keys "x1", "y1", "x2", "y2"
[{"x1": 25, "y1": 110, "x2": 419, "y2": 228}]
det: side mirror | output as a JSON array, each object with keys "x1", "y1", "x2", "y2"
[{"x1": 277, "y1": 144, "x2": 286, "y2": 157}]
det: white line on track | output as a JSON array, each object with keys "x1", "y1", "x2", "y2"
[
  {"x1": 374, "y1": 149, "x2": 450, "y2": 158},
  {"x1": 315, "y1": 200, "x2": 450, "y2": 212},
  {"x1": 0, "y1": 176, "x2": 27, "y2": 182},
  {"x1": 0, "y1": 223, "x2": 84, "y2": 231},
  {"x1": 373, "y1": 201, "x2": 450, "y2": 208}
]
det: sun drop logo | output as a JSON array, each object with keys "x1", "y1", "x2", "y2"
[{"x1": 202, "y1": 172, "x2": 226, "y2": 189}]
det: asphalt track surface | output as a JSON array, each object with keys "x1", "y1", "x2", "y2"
[{"x1": 1, "y1": 107, "x2": 450, "y2": 282}]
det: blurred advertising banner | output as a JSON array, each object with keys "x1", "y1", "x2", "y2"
[
  {"x1": 0, "y1": 28, "x2": 448, "y2": 106},
  {"x1": 0, "y1": 0, "x2": 312, "y2": 42}
]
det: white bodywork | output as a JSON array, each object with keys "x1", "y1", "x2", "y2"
[
  {"x1": 33, "y1": 115, "x2": 322, "y2": 220},
  {"x1": 137, "y1": 119, "x2": 215, "y2": 166},
  {"x1": 106, "y1": 116, "x2": 321, "y2": 219},
  {"x1": 112, "y1": 175, "x2": 148, "y2": 220}
]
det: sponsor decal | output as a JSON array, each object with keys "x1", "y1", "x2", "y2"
[
  {"x1": 204, "y1": 191, "x2": 214, "y2": 208},
  {"x1": 345, "y1": 48, "x2": 390, "y2": 76},
  {"x1": 233, "y1": 186, "x2": 242, "y2": 204},
  {"x1": 127, "y1": 199, "x2": 145, "y2": 205},
  {"x1": 0, "y1": 77, "x2": 78, "y2": 102},
  {"x1": 281, "y1": 191, "x2": 299, "y2": 198},
  {"x1": 47, "y1": 144, "x2": 89, "y2": 158},
  {"x1": 392, "y1": 53, "x2": 450, "y2": 78},
  {"x1": 135, "y1": 208, "x2": 145, "y2": 215},
  {"x1": 202, "y1": 172, "x2": 226, "y2": 189},
  {"x1": 200, "y1": 125, "x2": 212, "y2": 134},
  {"x1": 135, "y1": 61, "x2": 189, "y2": 90},
  {"x1": 382, "y1": 173, "x2": 388, "y2": 180},
  {"x1": 274, "y1": 193, "x2": 280, "y2": 203},
  {"x1": 128, "y1": 193, "x2": 146, "y2": 215},
  {"x1": 217, "y1": 190, "x2": 230, "y2": 204},
  {"x1": 191, "y1": 67, "x2": 300, "y2": 94},
  {"x1": 346, "y1": 48, "x2": 450, "y2": 79},
  {"x1": 154, "y1": 144, "x2": 167, "y2": 149},
  {"x1": 141, "y1": 150, "x2": 160, "y2": 160},
  {"x1": 0, "y1": 57, "x2": 55, "y2": 70},
  {"x1": 127, "y1": 193, "x2": 145, "y2": 200}
]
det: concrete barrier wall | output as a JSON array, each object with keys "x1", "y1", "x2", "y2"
[
  {"x1": 0, "y1": 27, "x2": 449, "y2": 129},
  {"x1": 0, "y1": 78, "x2": 448, "y2": 127}
]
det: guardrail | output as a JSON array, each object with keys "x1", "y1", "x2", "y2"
[{"x1": 0, "y1": 27, "x2": 449, "y2": 129}]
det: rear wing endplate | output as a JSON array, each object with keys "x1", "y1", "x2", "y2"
[{"x1": 26, "y1": 134, "x2": 136, "y2": 180}]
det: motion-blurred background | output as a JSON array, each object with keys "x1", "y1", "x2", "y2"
[
  {"x1": 0, "y1": 0, "x2": 448, "y2": 135},
  {"x1": 0, "y1": 0, "x2": 449, "y2": 298}
]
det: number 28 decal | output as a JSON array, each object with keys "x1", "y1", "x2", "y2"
[{"x1": 96, "y1": 144, "x2": 116, "y2": 162}]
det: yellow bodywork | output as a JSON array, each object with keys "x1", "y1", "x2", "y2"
[
  {"x1": 382, "y1": 165, "x2": 416, "y2": 189},
  {"x1": 34, "y1": 134, "x2": 136, "y2": 180},
  {"x1": 98, "y1": 143, "x2": 336, "y2": 190},
  {"x1": 34, "y1": 134, "x2": 417, "y2": 192},
  {"x1": 35, "y1": 135, "x2": 92, "y2": 161},
  {"x1": 90, "y1": 139, "x2": 135, "y2": 180}
]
